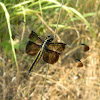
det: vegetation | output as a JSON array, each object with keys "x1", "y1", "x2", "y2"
[{"x1": 0, "y1": 0, "x2": 100, "y2": 100}]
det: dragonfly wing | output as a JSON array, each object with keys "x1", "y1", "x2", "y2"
[
  {"x1": 29, "y1": 31, "x2": 43, "y2": 45},
  {"x1": 47, "y1": 43, "x2": 66, "y2": 53},
  {"x1": 81, "y1": 44, "x2": 89, "y2": 52},
  {"x1": 43, "y1": 49, "x2": 60, "y2": 64},
  {"x1": 26, "y1": 41, "x2": 40, "y2": 56}
]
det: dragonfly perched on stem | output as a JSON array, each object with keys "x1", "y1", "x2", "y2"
[
  {"x1": 12, "y1": 21, "x2": 89, "y2": 73},
  {"x1": 26, "y1": 31, "x2": 66, "y2": 73}
]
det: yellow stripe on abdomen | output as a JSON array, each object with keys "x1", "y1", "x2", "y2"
[{"x1": 28, "y1": 40, "x2": 47, "y2": 73}]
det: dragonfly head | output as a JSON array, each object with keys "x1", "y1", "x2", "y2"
[{"x1": 45, "y1": 34, "x2": 54, "y2": 42}]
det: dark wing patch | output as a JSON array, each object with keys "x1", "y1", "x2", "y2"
[
  {"x1": 47, "y1": 43, "x2": 66, "y2": 53},
  {"x1": 29, "y1": 31, "x2": 43, "y2": 45},
  {"x1": 26, "y1": 41, "x2": 40, "y2": 56},
  {"x1": 43, "y1": 49, "x2": 60, "y2": 64},
  {"x1": 75, "y1": 59, "x2": 83, "y2": 67},
  {"x1": 81, "y1": 44, "x2": 89, "y2": 52}
]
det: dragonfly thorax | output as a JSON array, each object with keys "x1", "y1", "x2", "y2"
[{"x1": 45, "y1": 34, "x2": 54, "y2": 43}]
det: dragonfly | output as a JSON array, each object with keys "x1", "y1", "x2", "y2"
[
  {"x1": 26, "y1": 31, "x2": 66, "y2": 73},
  {"x1": 13, "y1": 21, "x2": 89, "y2": 72}
]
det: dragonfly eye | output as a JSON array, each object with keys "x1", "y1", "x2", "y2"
[{"x1": 47, "y1": 34, "x2": 54, "y2": 42}]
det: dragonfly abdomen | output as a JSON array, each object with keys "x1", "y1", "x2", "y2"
[{"x1": 28, "y1": 41, "x2": 47, "y2": 73}]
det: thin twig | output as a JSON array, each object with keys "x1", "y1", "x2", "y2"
[
  {"x1": 41, "y1": 64, "x2": 49, "y2": 100},
  {"x1": 54, "y1": 0, "x2": 64, "y2": 39},
  {"x1": 41, "y1": 0, "x2": 64, "y2": 100},
  {"x1": 36, "y1": 13, "x2": 64, "y2": 42}
]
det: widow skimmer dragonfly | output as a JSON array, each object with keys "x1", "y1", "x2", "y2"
[
  {"x1": 26, "y1": 31, "x2": 66, "y2": 73},
  {"x1": 12, "y1": 29, "x2": 89, "y2": 72}
]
